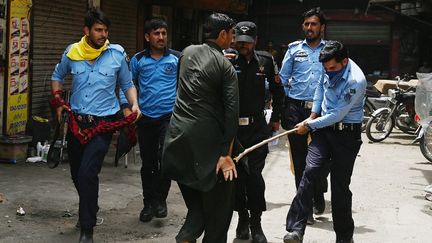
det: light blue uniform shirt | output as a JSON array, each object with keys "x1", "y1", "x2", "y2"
[
  {"x1": 51, "y1": 44, "x2": 133, "y2": 116},
  {"x1": 119, "y1": 48, "x2": 179, "y2": 118},
  {"x1": 279, "y1": 39, "x2": 326, "y2": 101},
  {"x1": 308, "y1": 59, "x2": 367, "y2": 129}
]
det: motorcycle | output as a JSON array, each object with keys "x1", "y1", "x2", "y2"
[
  {"x1": 362, "y1": 85, "x2": 387, "y2": 131},
  {"x1": 365, "y1": 76, "x2": 418, "y2": 142},
  {"x1": 413, "y1": 72, "x2": 432, "y2": 163}
]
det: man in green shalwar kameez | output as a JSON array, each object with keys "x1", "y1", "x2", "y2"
[{"x1": 161, "y1": 13, "x2": 239, "y2": 243}]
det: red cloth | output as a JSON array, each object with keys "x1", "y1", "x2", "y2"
[{"x1": 50, "y1": 96, "x2": 137, "y2": 145}]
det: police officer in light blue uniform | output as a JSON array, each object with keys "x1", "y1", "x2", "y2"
[
  {"x1": 279, "y1": 7, "x2": 327, "y2": 222},
  {"x1": 120, "y1": 19, "x2": 179, "y2": 224},
  {"x1": 283, "y1": 40, "x2": 366, "y2": 243},
  {"x1": 51, "y1": 9, "x2": 140, "y2": 243}
]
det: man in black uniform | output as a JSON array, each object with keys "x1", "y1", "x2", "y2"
[{"x1": 228, "y1": 21, "x2": 284, "y2": 243}]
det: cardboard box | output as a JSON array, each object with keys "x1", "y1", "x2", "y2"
[{"x1": 0, "y1": 135, "x2": 32, "y2": 163}]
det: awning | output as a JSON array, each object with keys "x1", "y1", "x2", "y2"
[{"x1": 369, "y1": 0, "x2": 400, "y2": 3}]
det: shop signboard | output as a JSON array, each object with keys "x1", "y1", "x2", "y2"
[{"x1": 5, "y1": 0, "x2": 31, "y2": 135}]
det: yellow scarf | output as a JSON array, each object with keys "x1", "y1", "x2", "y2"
[{"x1": 66, "y1": 36, "x2": 109, "y2": 61}]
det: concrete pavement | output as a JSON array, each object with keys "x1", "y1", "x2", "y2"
[{"x1": 1, "y1": 131, "x2": 432, "y2": 242}]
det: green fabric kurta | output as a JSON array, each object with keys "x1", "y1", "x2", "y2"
[{"x1": 161, "y1": 42, "x2": 239, "y2": 192}]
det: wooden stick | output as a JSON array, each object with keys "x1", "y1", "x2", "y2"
[{"x1": 233, "y1": 128, "x2": 298, "y2": 162}]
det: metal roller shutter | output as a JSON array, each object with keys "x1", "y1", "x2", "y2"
[
  {"x1": 31, "y1": 0, "x2": 87, "y2": 118},
  {"x1": 102, "y1": 0, "x2": 137, "y2": 57},
  {"x1": 326, "y1": 22, "x2": 391, "y2": 45}
]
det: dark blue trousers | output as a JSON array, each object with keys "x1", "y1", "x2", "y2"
[
  {"x1": 286, "y1": 128, "x2": 362, "y2": 241},
  {"x1": 282, "y1": 100, "x2": 328, "y2": 197},
  {"x1": 67, "y1": 121, "x2": 113, "y2": 229},
  {"x1": 137, "y1": 114, "x2": 172, "y2": 205}
]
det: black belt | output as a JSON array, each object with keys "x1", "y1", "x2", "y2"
[
  {"x1": 74, "y1": 113, "x2": 116, "y2": 123},
  {"x1": 285, "y1": 96, "x2": 313, "y2": 109},
  {"x1": 327, "y1": 122, "x2": 361, "y2": 131}
]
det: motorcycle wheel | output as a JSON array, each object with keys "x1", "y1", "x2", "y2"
[
  {"x1": 366, "y1": 109, "x2": 395, "y2": 142},
  {"x1": 362, "y1": 100, "x2": 375, "y2": 132},
  {"x1": 420, "y1": 131, "x2": 432, "y2": 163}
]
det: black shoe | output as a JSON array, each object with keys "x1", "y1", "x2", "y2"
[
  {"x1": 306, "y1": 213, "x2": 315, "y2": 225},
  {"x1": 250, "y1": 228, "x2": 267, "y2": 243},
  {"x1": 153, "y1": 201, "x2": 168, "y2": 218},
  {"x1": 139, "y1": 204, "x2": 153, "y2": 222},
  {"x1": 283, "y1": 231, "x2": 303, "y2": 243},
  {"x1": 313, "y1": 194, "x2": 325, "y2": 215},
  {"x1": 79, "y1": 228, "x2": 93, "y2": 243},
  {"x1": 250, "y1": 211, "x2": 267, "y2": 243},
  {"x1": 235, "y1": 209, "x2": 249, "y2": 240},
  {"x1": 336, "y1": 238, "x2": 354, "y2": 243}
]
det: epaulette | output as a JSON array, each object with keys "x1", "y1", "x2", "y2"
[
  {"x1": 134, "y1": 49, "x2": 149, "y2": 62},
  {"x1": 255, "y1": 50, "x2": 273, "y2": 59},
  {"x1": 107, "y1": 44, "x2": 126, "y2": 54},
  {"x1": 168, "y1": 48, "x2": 181, "y2": 58},
  {"x1": 65, "y1": 44, "x2": 73, "y2": 52},
  {"x1": 288, "y1": 40, "x2": 302, "y2": 48}
]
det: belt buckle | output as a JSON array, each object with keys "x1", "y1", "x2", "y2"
[
  {"x1": 77, "y1": 115, "x2": 83, "y2": 122},
  {"x1": 305, "y1": 101, "x2": 313, "y2": 109},
  {"x1": 338, "y1": 122, "x2": 343, "y2": 131},
  {"x1": 239, "y1": 117, "x2": 249, "y2": 126}
]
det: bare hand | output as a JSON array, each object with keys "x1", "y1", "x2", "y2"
[
  {"x1": 122, "y1": 107, "x2": 132, "y2": 118},
  {"x1": 295, "y1": 121, "x2": 309, "y2": 135},
  {"x1": 130, "y1": 104, "x2": 141, "y2": 123},
  {"x1": 216, "y1": 155, "x2": 237, "y2": 181}
]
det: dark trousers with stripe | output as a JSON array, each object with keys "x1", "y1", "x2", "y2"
[
  {"x1": 234, "y1": 117, "x2": 270, "y2": 211},
  {"x1": 286, "y1": 128, "x2": 362, "y2": 241},
  {"x1": 282, "y1": 100, "x2": 328, "y2": 197},
  {"x1": 137, "y1": 113, "x2": 172, "y2": 205},
  {"x1": 67, "y1": 120, "x2": 113, "y2": 229},
  {"x1": 176, "y1": 178, "x2": 234, "y2": 243}
]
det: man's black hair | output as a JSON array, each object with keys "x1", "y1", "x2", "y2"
[
  {"x1": 319, "y1": 40, "x2": 349, "y2": 63},
  {"x1": 203, "y1": 12, "x2": 235, "y2": 40},
  {"x1": 144, "y1": 18, "x2": 168, "y2": 34},
  {"x1": 84, "y1": 9, "x2": 111, "y2": 29},
  {"x1": 303, "y1": 7, "x2": 326, "y2": 25}
]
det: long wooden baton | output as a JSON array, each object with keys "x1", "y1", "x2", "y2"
[{"x1": 233, "y1": 128, "x2": 298, "y2": 162}]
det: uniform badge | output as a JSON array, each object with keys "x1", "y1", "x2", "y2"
[
  {"x1": 344, "y1": 89, "x2": 356, "y2": 102},
  {"x1": 124, "y1": 53, "x2": 131, "y2": 70},
  {"x1": 256, "y1": 65, "x2": 265, "y2": 76},
  {"x1": 295, "y1": 51, "x2": 308, "y2": 57},
  {"x1": 294, "y1": 51, "x2": 308, "y2": 62},
  {"x1": 164, "y1": 63, "x2": 176, "y2": 75}
]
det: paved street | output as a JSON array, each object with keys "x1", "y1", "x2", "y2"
[{"x1": 1, "y1": 131, "x2": 432, "y2": 243}]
